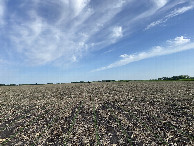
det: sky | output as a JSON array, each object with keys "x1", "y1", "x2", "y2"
[{"x1": 0, "y1": 0, "x2": 194, "y2": 84}]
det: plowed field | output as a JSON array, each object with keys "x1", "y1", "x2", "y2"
[{"x1": 0, "y1": 82, "x2": 193, "y2": 145}]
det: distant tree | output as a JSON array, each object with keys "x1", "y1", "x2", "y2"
[{"x1": 157, "y1": 75, "x2": 192, "y2": 81}]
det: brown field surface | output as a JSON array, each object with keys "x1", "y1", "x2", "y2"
[{"x1": 0, "y1": 81, "x2": 193, "y2": 145}]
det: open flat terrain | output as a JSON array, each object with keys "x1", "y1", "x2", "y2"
[{"x1": 0, "y1": 81, "x2": 193, "y2": 145}]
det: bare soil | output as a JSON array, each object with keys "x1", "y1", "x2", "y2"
[{"x1": 0, "y1": 81, "x2": 193, "y2": 145}]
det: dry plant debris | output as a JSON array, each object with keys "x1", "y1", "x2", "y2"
[{"x1": 0, "y1": 81, "x2": 193, "y2": 145}]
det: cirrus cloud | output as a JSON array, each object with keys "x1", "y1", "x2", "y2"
[
  {"x1": 146, "y1": 5, "x2": 194, "y2": 30},
  {"x1": 92, "y1": 36, "x2": 193, "y2": 72},
  {"x1": 167, "y1": 36, "x2": 190, "y2": 46},
  {"x1": 112, "y1": 26, "x2": 123, "y2": 38},
  {"x1": 0, "y1": 0, "x2": 6, "y2": 26},
  {"x1": 0, "y1": 0, "x2": 193, "y2": 68},
  {"x1": 2, "y1": 0, "x2": 130, "y2": 66}
]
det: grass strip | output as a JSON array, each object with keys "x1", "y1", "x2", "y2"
[
  {"x1": 34, "y1": 111, "x2": 57, "y2": 145},
  {"x1": 112, "y1": 103, "x2": 168, "y2": 145},
  {"x1": 1, "y1": 127, "x2": 24, "y2": 145},
  {"x1": 30, "y1": 102, "x2": 66, "y2": 144},
  {"x1": 121, "y1": 102, "x2": 193, "y2": 142},
  {"x1": 105, "y1": 104, "x2": 133, "y2": 146},
  {"x1": 0, "y1": 105, "x2": 36, "y2": 132},
  {"x1": 125, "y1": 93, "x2": 193, "y2": 141},
  {"x1": 141, "y1": 120, "x2": 168, "y2": 145},
  {"x1": 151, "y1": 113, "x2": 194, "y2": 141},
  {"x1": 64, "y1": 101, "x2": 82, "y2": 146},
  {"x1": 0, "y1": 107, "x2": 52, "y2": 145},
  {"x1": 93, "y1": 104, "x2": 100, "y2": 146}
]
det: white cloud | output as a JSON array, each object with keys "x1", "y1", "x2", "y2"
[
  {"x1": 72, "y1": 55, "x2": 77, "y2": 62},
  {"x1": 145, "y1": 19, "x2": 164, "y2": 30},
  {"x1": 6, "y1": 1, "x2": 92, "y2": 65},
  {"x1": 112, "y1": 26, "x2": 123, "y2": 38},
  {"x1": 152, "y1": 0, "x2": 168, "y2": 8},
  {"x1": 132, "y1": 0, "x2": 168, "y2": 21},
  {"x1": 0, "y1": 59, "x2": 4, "y2": 64},
  {"x1": 103, "y1": 49, "x2": 113, "y2": 54},
  {"x1": 120, "y1": 54, "x2": 128, "y2": 58},
  {"x1": 70, "y1": 0, "x2": 90, "y2": 17},
  {"x1": 1, "y1": 0, "x2": 193, "y2": 67},
  {"x1": 146, "y1": 5, "x2": 194, "y2": 30},
  {"x1": 0, "y1": 2, "x2": 3, "y2": 17},
  {"x1": 167, "y1": 5, "x2": 193, "y2": 18},
  {"x1": 0, "y1": 0, "x2": 5, "y2": 26},
  {"x1": 92, "y1": 36, "x2": 194, "y2": 72},
  {"x1": 119, "y1": 0, "x2": 178, "y2": 33},
  {"x1": 167, "y1": 36, "x2": 190, "y2": 46},
  {"x1": 115, "y1": 0, "x2": 126, "y2": 8},
  {"x1": 4, "y1": 0, "x2": 132, "y2": 66}
]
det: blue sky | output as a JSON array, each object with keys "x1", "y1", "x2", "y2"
[{"x1": 0, "y1": 0, "x2": 194, "y2": 84}]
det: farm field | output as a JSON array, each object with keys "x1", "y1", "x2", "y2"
[{"x1": 0, "y1": 81, "x2": 193, "y2": 145}]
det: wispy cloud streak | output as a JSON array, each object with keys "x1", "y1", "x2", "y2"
[
  {"x1": 0, "y1": 0, "x2": 5, "y2": 26},
  {"x1": 4, "y1": 0, "x2": 132, "y2": 66},
  {"x1": 92, "y1": 36, "x2": 194, "y2": 72},
  {"x1": 0, "y1": 0, "x2": 193, "y2": 67},
  {"x1": 146, "y1": 5, "x2": 194, "y2": 30}
]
